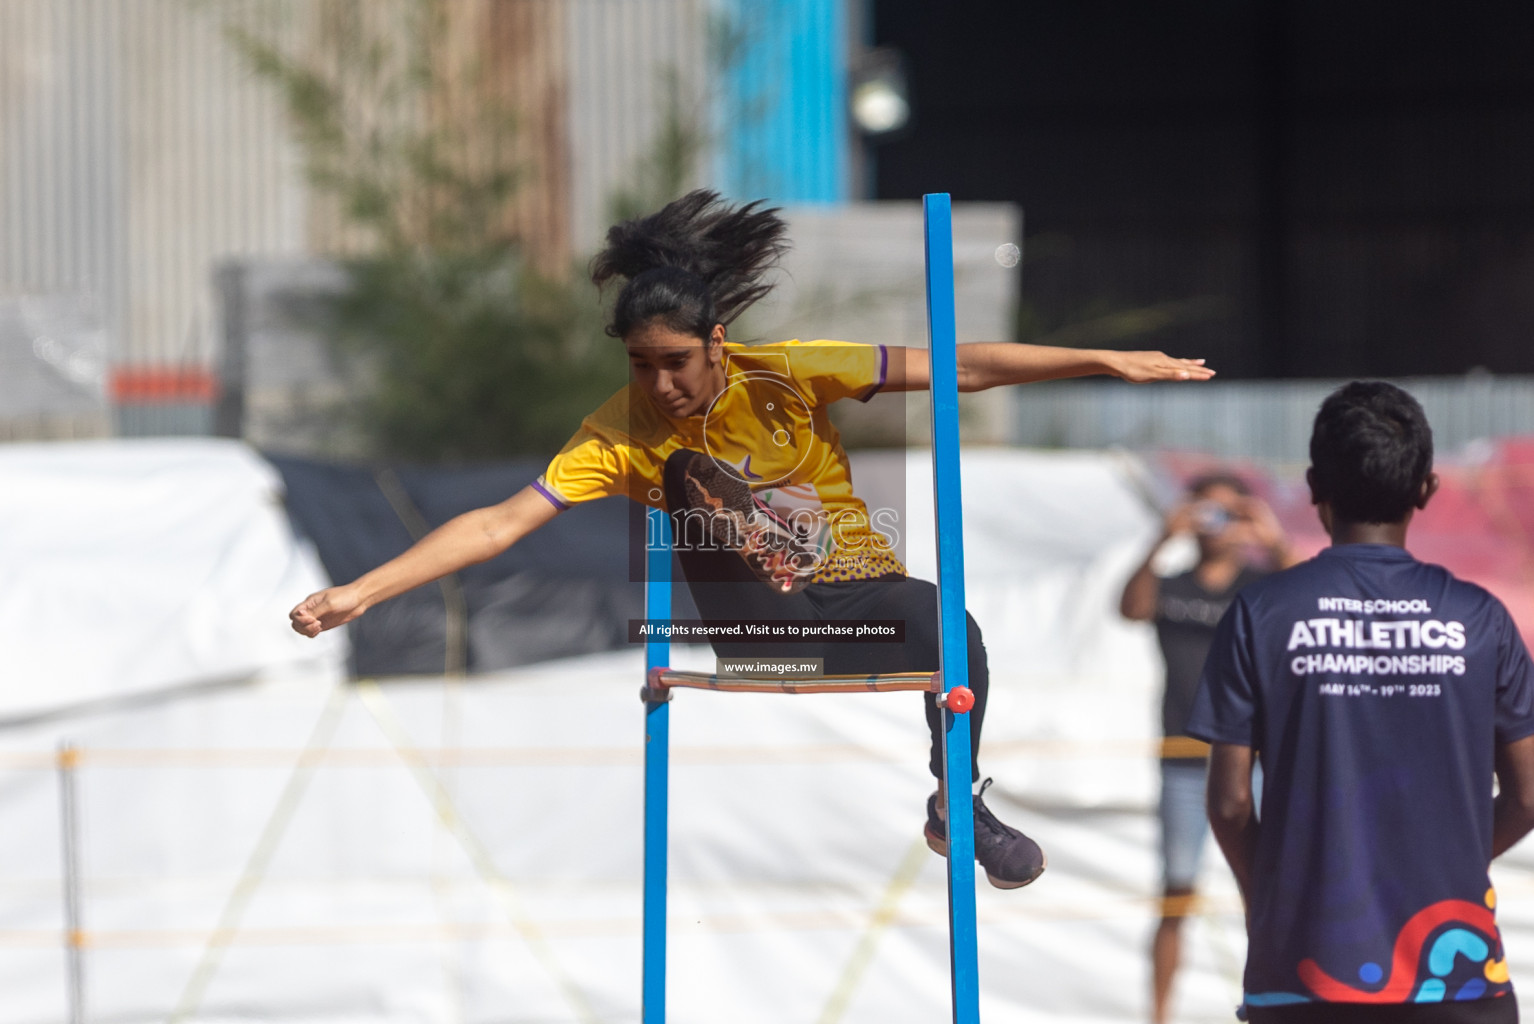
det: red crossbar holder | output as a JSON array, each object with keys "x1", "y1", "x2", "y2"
[
  {"x1": 936, "y1": 678, "x2": 975, "y2": 714},
  {"x1": 641, "y1": 666, "x2": 673, "y2": 704}
]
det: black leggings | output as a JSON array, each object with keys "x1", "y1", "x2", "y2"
[{"x1": 663, "y1": 451, "x2": 988, "y2": 780}]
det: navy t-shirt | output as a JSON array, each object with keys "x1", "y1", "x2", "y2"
[{"x1": 1187, "y1": 544, "x2": 1534, "y2": 1009}]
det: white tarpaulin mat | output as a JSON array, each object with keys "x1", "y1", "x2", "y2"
[
  {"x1": 0, "y1": 438, "x2": 347, "y2": 720},
  {"x1": 1, "y1": 445, "x2": 1532, "y2": 1023}
]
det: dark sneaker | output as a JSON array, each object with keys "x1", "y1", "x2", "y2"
[{"x1": 923, "y1": 778, "x2": 1046, "y2": 889}]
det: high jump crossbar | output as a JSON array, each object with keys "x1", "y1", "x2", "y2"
[{"x1": 639, "y1": 193, "x2": 983, "y2": 1024}]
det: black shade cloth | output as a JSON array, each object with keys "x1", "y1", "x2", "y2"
[{"x1": 269, "y1": 455, "x2": 697, "y2": 677}]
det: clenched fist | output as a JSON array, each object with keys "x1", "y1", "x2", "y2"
[{"x1": 289, "y1": 585, "x2": 366, "y2": 637}]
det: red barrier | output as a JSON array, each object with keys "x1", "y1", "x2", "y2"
[{"x1": 109, "y1": 367, "x2": 219, "y2": 404}]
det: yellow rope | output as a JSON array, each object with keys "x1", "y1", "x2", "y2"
[
  {"x1": 815, "y1": 837, "x2": 931, "y2": 1024},
  {"x1": 356, "y1": 681, "x2": 601, "y2": 1024},
  {"x1": 0, "y1": 736, "x2": 1213, "y2": 769},
  {"x1": 0, "y1": 887, "x2": 1263, "y2": 950},
  {"x1": 167, "y1": 683, "x2": 349, "y2": 1024}
]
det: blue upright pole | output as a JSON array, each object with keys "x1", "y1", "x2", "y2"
[
  {"x1": 923, "y1": 193, "x2": 982, "y2": 1024},
  {"x1": 642, "y1": 507, "x2": 673, "y2": 1023}
]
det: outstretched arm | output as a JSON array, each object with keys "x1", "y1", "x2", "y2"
[
  {"x1": 884, "y1": 342, "x2": 1214, "y2": 393},
  {"x1": 288, "y1": 484, "x2": 562, "y2": 637}
]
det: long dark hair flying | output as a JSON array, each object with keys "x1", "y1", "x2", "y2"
[{"x1": 590, "y1": 189, "x2": 790, "y2": 339}]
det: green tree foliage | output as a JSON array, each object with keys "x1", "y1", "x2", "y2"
[
  {"x1": 321, "y1": 252, "x2": 617, "y2": 461},
  {"x1": 228, "y1": 0, "x2": 625, "y2": 461}
]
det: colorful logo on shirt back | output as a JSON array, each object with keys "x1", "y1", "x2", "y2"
[{"x1": 1248, "y1": 894, "x2": 1510, "y2": 1008}]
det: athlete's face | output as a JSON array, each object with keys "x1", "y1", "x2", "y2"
[{"x1": 625, "y1": 322, "x2": 727, "y2": 419}]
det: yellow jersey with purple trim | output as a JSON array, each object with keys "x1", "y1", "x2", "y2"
[{"x1": 533, "y1": 340, "x2": 905, "y2": 583}]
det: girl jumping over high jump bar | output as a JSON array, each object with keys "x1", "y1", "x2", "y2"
[{"x1": 290, "y1": 190, "x2": 1215, "y2": 887}]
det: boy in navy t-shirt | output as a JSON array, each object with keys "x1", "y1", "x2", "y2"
[{"x1": 1188, "y1": 381, "x2": 1534, "y2": 1023}]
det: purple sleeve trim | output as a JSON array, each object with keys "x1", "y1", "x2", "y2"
[
  {"x1": 531, "y1": 478, "x2": 572, "y2": 511},
  {"x1": 857, "y1": 345, "x2": 889, "y2": 403}
]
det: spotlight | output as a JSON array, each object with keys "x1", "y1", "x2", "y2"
[{"x1": 850, "y1": 48, "x2": 910, "y2": 138}]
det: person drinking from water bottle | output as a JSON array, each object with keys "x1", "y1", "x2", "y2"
[{"x1": 1121, "y1": 471, "x2": 1297, "y2": 1023}]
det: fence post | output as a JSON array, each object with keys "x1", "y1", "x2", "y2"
[{"x1": 58, "y1": 741, "x2": 85, "y2": 1024}]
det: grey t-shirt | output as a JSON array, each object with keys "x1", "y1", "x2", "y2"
[{"x1": 1156, "y1": 566, "x2": 1266, "y2": 755}]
